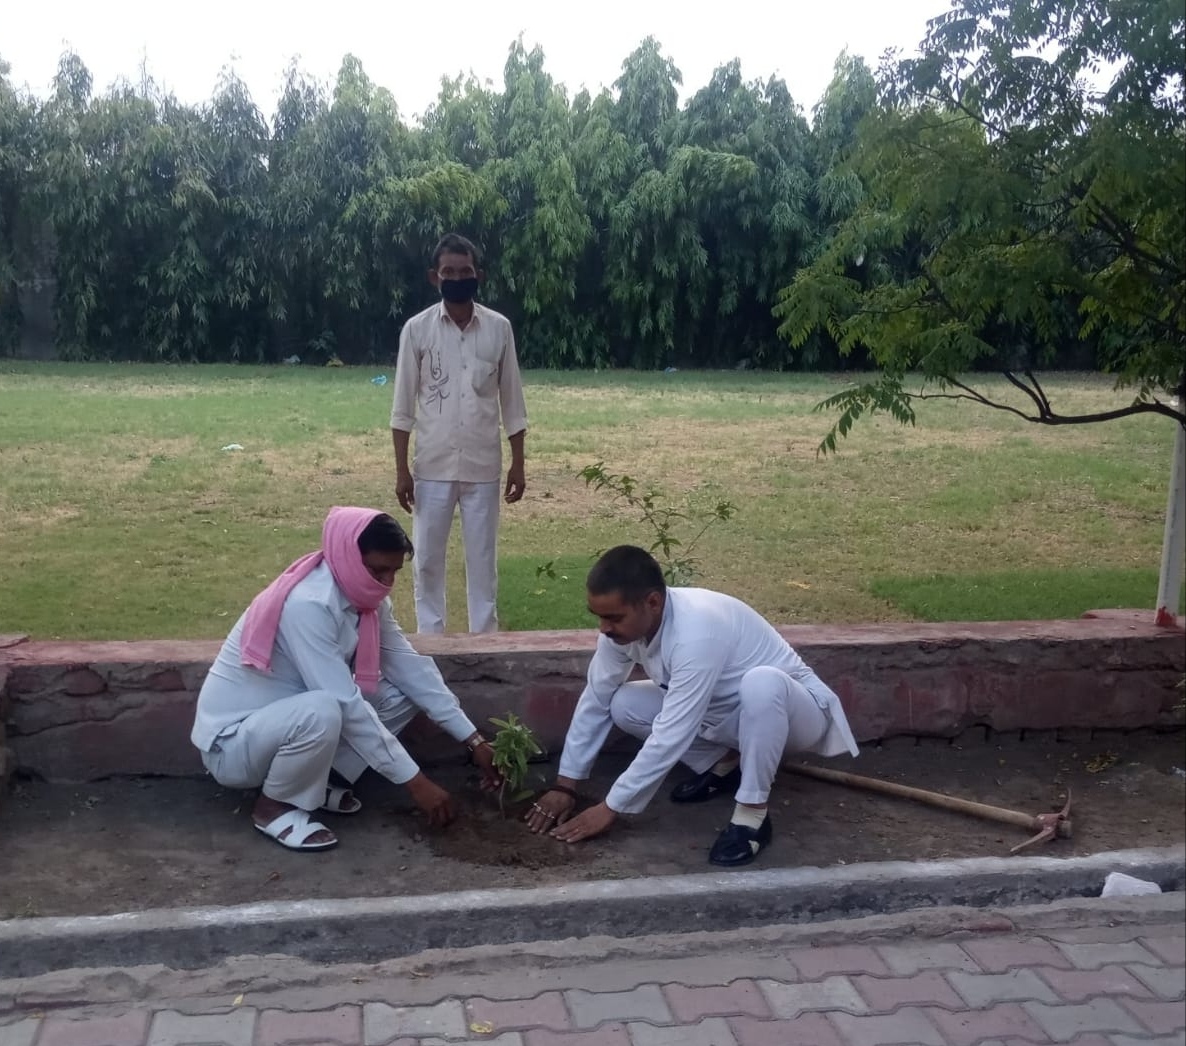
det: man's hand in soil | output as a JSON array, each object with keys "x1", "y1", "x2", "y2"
[
  {"x1": 471, "y1": 742, "x2": 503, "y2": 792},
  {"x1": 551, "y1": 801, "x2": 616, "y2": 844},
  {"x1": 406, "y1": 772, "x2": 455, "y2": 827},
  {"x1": 525, "y1": 789, "x2": 575, "y2": 834}
]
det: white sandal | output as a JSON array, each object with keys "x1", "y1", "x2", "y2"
[
  {"x1": 319, "y1": 786, "x2": 362, "y2": 815},
  {"x1": 254, "y1": 808, "x2": 338, "y2": 852}
]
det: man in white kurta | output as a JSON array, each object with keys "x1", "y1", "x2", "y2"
[
  {"x1": 526, "y1": 545, "x2": 859, "y2": 866},
  {"x1": 193, "y1": 560, "x2": 492, "y2": 849},
  {"x1": 391, "y1": 233, "x2": 528, "y2": 634}
]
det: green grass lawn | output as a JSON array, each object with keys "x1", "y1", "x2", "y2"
[{"x1": 0, "y1": 362, "x2": 1179, "y2": 639}]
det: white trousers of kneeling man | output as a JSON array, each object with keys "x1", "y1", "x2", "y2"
[{"x1": 609, "y1": 666, "x2": 834, "y2": 805}]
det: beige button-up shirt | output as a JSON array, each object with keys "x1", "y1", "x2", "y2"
[{"x1": 390, "y1": 301, "x2": 529, "y2": 483}]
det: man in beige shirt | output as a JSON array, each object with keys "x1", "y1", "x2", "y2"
[{"x1": 390, "y1": 233, "x2": 529, "y2": 633}]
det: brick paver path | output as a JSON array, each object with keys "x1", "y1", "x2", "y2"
[{"x1": 1, "y1": 909, "x2": 1182, "y2": 1045}]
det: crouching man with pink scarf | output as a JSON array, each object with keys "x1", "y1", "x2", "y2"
[{"x1": 191, "y1": 506, "x2": 500, "y2": 852}]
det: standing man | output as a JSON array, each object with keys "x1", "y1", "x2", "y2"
[
  {"x1": 525, "y1": 546, "x2": 860, "y2": 866},
  {"x1": 391, "y1": 233, "x2": 528, "y2": 634}
]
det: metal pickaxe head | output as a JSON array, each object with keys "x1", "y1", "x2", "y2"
[{"x1": 1011, "y1": 789, "x2": 1073, "y2": 855}]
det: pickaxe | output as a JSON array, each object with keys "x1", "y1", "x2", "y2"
[{"x1": 785, "y1": 762, "x2": 1072, "y2": 855}]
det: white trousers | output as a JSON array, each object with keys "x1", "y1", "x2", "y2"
[
  {"x1": 412, "y1": 479, "x2": 501, "y2": 634},
  {"x1": 609, "y1": 667, "x2": 831, "y2": 805},
  {"x1": 200, "y1": 685, "x2": 420, "y2": 811}
]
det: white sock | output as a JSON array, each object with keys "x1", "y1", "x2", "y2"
[
  {"x1": 730, "y1": 804, "x2": 767, "y2": 832},
  {"x1": 712, "y1": 755, "x2": 740, "y2": 777}
]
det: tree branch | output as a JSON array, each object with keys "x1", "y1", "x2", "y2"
[
  {"x1": 1083, "y1": 194, "x2": 1180, "y2": 278},
  {"x1": 1024, "y1": 370, "x2": 1055, "y2": 415},
  {"x1": 913, "y1": 385, "x2": 1185, "y2": 425},
  {"x1": 934, "y1": 377, "x2": 1038, "y2": 422},
  {"x1": 1002, "y1": 370, "x2": 1048, "y2": 417},
  {"x1": 915, "y1": 387, "x2": 1036, "y2": 421}
]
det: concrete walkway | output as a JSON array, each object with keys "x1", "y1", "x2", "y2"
[{"x1": 0, "y1": 896, "x2": 1182, "y2": 1045}]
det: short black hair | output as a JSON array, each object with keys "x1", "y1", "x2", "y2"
[
  {"x1": 358, "y1": 513, "x2": 415, "y2": 559},
  {"x1": 431, "y1": 232, "x2": 482, "y2": 269},
  {"x1": 586, "y1": 545, "x2": 666, "y2": 604}
]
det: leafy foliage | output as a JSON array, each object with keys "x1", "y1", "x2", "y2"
[
  {"x1": 3, "y1": 38, "x2": 835, "y2": 368},
  {"x1": 775, "y1": 0, "x2": 1186, "y2": 449},
  {"x1": 0, "y1": 58, "x2": 34, "y2": 352},
  {"x1": 578, "y1": 462, "x2": 736, "y2": 585},
  {"x1": 0, "y1": 37, "x2": 873, "y2": 372},
  {"x1": 488, "y1": 713, "x2": 543, "y2": 817},
  {"x1": 1, "y1": 15, "x2": 1180, "y2": 399}
]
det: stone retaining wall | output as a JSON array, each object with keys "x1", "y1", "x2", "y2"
[{"x1": 0, "y1": 613, "x2": 1182, "y2": 788}]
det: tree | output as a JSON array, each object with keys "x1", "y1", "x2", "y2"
[
  {"x1": 612, "y1": 37, "x2": 682, "y2": 169},
  {"x1": 266, "y1": 55, "x2": 412, "y2": 363},
  {"x1": 265, "y1": 61, "x2": 329, "y2": 360},
  {"x1": 670, "y1": 63, "x2": 816, "y2": 367},
  {"x1": 353, "y1": 72, "x2": 506, "y2": 345},
  {"x1": 35, "y1": 52, "x2": 100, "y2": 356},
  {"x1": 775, "y1": 0, "x2": 1186, "y2": 452},
  {"x1": 791, "y1": 52, "x2": 880, "y2": 370},
  {"x1": 809, "y1": 52, "x2": 877, "y2": 249},
  {"x1": 567, "y1": 87, "x2": 635, "y2": 366},
  {"x1": 0, "y1": 58, "x2": 36, "y2": 353},
  {"x1": 483, "y1": 39, "x2": 592, "y2": 367},
  {"x1": 606, "y1": 145, "x2": 758, "y2": 368},
  {"x1": 145, "y1": 68, "x2": 271, "y2": 362}
]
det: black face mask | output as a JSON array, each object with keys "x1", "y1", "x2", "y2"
[{"x1": 439, "y1": 277, "x2": 479, "y2": 304}]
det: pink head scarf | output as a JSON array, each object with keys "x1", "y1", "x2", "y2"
[{"x1": 239, "y1": 506, "x2": 394, "y2": 696}]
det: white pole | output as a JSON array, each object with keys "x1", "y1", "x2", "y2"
[{"x1": 1155, "y1": 400, "x2": 1185, "y2": 628}]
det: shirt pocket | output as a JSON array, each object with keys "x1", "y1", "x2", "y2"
[{"x1": 470, "y1": 358, "x2": 499, "y2": 396}]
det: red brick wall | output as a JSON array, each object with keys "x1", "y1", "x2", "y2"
[{"x1": 1, "y1": 614, "x2": 1182, "y2": 783}]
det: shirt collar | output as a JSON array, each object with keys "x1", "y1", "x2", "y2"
[
  {"x1": 436, "y1": 300, "x2": 483, "y2": 328},
  {"x1": 643, "y1": 589, "x2": 674, "y2": 654}
]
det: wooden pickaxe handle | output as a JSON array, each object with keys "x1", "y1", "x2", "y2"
[{"x1": 785, "y1": 761, "x2": 1072, "y2": 838}]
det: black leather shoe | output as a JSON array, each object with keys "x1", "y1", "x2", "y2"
[
  {"x1": 708, "y1": 816, "x2": 772, "y2": 867},
  {"x1": 669, "y1": 765, "x2": 742, "y2": 804}
]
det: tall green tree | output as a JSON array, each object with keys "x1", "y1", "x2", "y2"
[
  {"x1": 793, "y1": 52, "x2": 880, "y2": 369},
  {"x1": 193, "y1": 69, "x2": 271, "y2": 361},
  {"x1": 483, "y1": 40, "x2": 591, "y2": 366},
  {"x1": 317, "y1": 56, "x2": 411, "y2": 362},
  {"x1": 265, "y1": 62, "x2": 329, "y2": 359},
  {"x1": 263, "y1": 56, "x2": 414, "y2": 363},
  {"x1": 36, "y1": 52, "x2": 101, "y2": 355},
  {"x1": 612, "y1": 37, "x2": 682, "y2": 169},
  {"x1": 602, "y1": 42, "x2": 766, "y2": 368},
  {"x1": 0, "y1": 59, "x2": 35, "y2": 353},
  {"x1": 810, "y1": 52, "x2": 877, "y2": 246},
  {"x1": 776, "y1": 0, "x2": 1186, "y2": 450},
  {"x1": 568, "y1": 87, "x2": 636, "y2": 366},
  {"x1": 606, "y1": 145, "x2": 757, "y2": 368},
  {"x1": 353, "y1": 72, "x2": 505, "y2": 342},
  {"x1": 671, "y1": 62, "x2": 816, "y2": 366}
]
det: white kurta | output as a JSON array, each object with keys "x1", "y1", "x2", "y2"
[
  {"x1": 558, "y1": 587, "x2": 859, "y2": 814},
  {"x1": 390, "y1": 301, "x2": 529, "y2": 483},
  {"x1": 192, "y1": 562, "x2": 477, "y2": 785}
]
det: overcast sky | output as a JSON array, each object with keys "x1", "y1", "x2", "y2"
[{"x1": 5, "y1": 0, "x2": 950, "y2": 123}]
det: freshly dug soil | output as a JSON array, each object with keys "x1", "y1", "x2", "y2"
[{"x1": 0, "y1": 730, "x2": 1182, "y2": 919}]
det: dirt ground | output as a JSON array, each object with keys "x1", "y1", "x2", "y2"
[{"x1": 1, "y1": 731, "x2": 1182, "y2": 920}]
